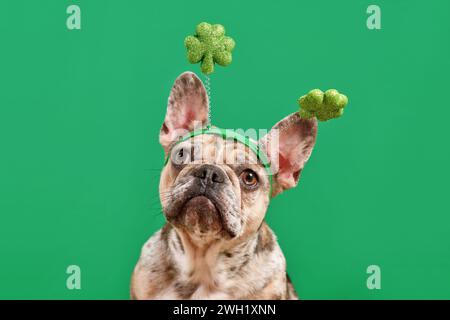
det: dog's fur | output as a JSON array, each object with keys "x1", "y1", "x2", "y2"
[{"x1": 131, "y1": 72, "x2": 317, "y2": 299}]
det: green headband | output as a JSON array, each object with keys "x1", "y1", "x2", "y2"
[{"x1": 164, "y1": 126, "x2": 273, "y2": 196}]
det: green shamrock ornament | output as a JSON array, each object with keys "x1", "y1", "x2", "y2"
[
  {"x1": 184, "y1": 22, "x2": 235, "y2": 75},
  {"x1": 298, "y1": 89, "x2": 349, "y2": 121}
]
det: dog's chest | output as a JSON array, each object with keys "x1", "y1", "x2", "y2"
[{"x1": 168, "y1": 246, "x2": 237, "y2": 299}]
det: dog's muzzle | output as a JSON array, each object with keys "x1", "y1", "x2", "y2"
[{"x1": 164, "y1": 164, "x2": 241, "y2": 237}]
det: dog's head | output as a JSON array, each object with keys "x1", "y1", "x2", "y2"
[{"x1": 159, "y1": 72, "x2": 317, "y2": 242}]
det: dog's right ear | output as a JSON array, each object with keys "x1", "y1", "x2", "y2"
[{"x1": 160, "y1": 72, "x2": 209, "y2": 154}]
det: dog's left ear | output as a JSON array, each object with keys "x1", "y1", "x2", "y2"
[
  {"x1": 259, "y1": 113, "x2": 318, "y2": 197},
  {"x1": 160, "y1": 72, "x2": 209, "y2": 154}
]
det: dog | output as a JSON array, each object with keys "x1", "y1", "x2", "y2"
[{"x1": 130, "y1": 71, "x2": 317, "y2": 299}]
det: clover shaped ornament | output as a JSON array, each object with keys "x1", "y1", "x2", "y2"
[
  {"x1": 298, "y1": 89, "x2": 348, "y2": 121},
  {"x1": 184, "y1": 22, "x2": 235, "y2": 75}
]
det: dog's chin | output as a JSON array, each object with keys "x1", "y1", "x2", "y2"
[{"x1": 174, "y1": 196, "x2": 225, "y2": 237}]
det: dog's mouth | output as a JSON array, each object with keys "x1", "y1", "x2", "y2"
[
  {"x1": 163, "y1": 178, "x2": 242, "y2": 238},
  {"x1": 179, "y1": 195, "x2": 224, "y2": 234}
]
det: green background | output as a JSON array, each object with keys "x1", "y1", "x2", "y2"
[{"x1": 1, "y1": 0, "x2": 449, "y2": 299}]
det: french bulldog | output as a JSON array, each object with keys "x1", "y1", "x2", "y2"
[{"x1": 131, "y1": 71, "x2": 317, "y2": 300}]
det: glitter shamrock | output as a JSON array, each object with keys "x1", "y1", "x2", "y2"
[
  {"x1": 184, "y1": 22, "x2": 235, "y2": 75},
  {"x1": 298, "y1": 89, "x2": 349, "y2": 121}
]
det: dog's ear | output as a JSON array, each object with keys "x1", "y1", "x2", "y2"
[
  {"x1": 259, "y1": 113, "x2": 318, "y2": 197},
  {"x1": 160, "y1": 72, "x2": 209, "y2": 153}
]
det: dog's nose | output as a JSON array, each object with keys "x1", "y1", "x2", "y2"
[{"x1": 193, "y1": 164, "x2": 225, "y2": 184}]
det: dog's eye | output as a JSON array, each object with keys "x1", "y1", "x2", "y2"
[
  {"x1": 171, "y1": 146, "x2": 191, "y2": 166},
  {"x1": 240, "y1": 169, "x2": 258, "y2": 188}
]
